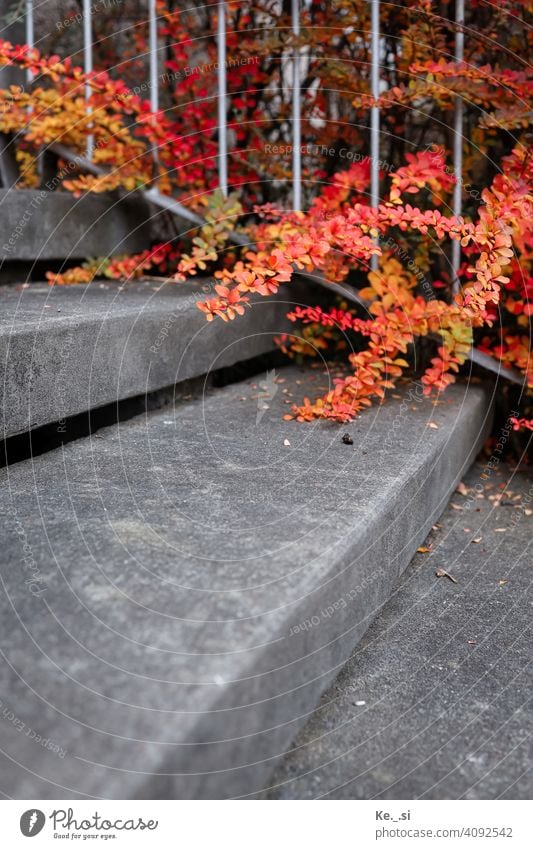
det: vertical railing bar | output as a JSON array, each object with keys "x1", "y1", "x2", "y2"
[
  {"x1": 83, "y1": 0, "x2": 94, "y2": 160},
  {"x1": 452, "y1": 0, "x2": 464, "y2": 294},
  {"x1": 148, "y1": 0, "x2": 159, "y2": 114},
  {"x1": 148, "y1": 0, "x2": 159, "y2": 171},
  {"x1": 217, "y1": 1, "x2": 228, "y2": 197},
  {"x1": 25, "y1": 0, "x2": 34, "y2": 84},
  {"x1": 291, "y1": 0, "x2": 301, "y2": 211},
  {"x1": 370, "y1": 0, "x2": 380, "y2": 271}
]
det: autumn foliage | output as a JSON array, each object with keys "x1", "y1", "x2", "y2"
[{"x1": 0, "y1": 1, "x2": 532, "y2": 428}]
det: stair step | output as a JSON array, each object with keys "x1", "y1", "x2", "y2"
[
  {"x1": 266, "y1": 459, "x2": 533, "y2": 800},
  {"x1": 0, "y1": 367, "x2": 492, "y2": 798},
  {"x1": 0, "y1": 189, "x2": 151, "y2": 261},
  {"x1": 0, "y1": 279, "x2": 301, "y2": 439}
]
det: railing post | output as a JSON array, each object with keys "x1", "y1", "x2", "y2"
[
  {"x1": 370, "y1": 0, "x2": 380, "y2": 270},
  {"x1": 148, "y1": 0, "x2": 159, "y2": 171},
  {"x1": 291, "y1": 0, "x2": 301, "y2": 211},
  {"x1": 83, "y1": 0, "x2": 94, "y2": 160},
  {"x1": 452, "y1": 0, "x2": 464, "y2": 294},
  {"x1": 217, "y1": 1, "x2": 228, "y2": 197},
  {"x1": 148, "y1": 0, "x2": 159, "y2": 114},
  {"x1": 25, "y1": 0, "x2": 34, "y2": 84}
]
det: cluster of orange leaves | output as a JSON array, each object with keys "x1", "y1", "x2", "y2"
[
  {"x1": 45, "y1": 244, "x2": 174, "y2": 286},
  {"x1": 0, "y1": 39, "x2": 207, "y2": 199},
  {"x1": 354, "y1": 59, "x2": 533, "y2": 133},
  {"x1": 2, "y1": 30, "x2": 532, "y2": 428},
  {"x1": 510, "y1": 417, "x2": 533, "y2": 432},
  {"x1": 191, "y1": 149, "x2": 531, "y2": 422}
]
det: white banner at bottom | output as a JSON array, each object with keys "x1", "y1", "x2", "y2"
[{"x1": 1, "y1": 799, "x2": 530, "y2": 848}]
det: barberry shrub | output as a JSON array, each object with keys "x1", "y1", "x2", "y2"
[{"x1": 0, "y1": 1, "x2": 531, "y2": 427}]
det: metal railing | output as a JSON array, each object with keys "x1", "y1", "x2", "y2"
[
  {"x1": 16, "y1": 0, "x2": 524, "y2": 385},
  {"x1": 22, "y1": 0, "x2": 463, "y2": 222}
]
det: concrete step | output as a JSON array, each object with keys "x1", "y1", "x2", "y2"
[
  {"x1": 0, "y1": 189, "x2": 151, "y2": 261},
  {"x1": 266, "y1": 460, "x2": 533, "y2": 800},
  {"x1": 0, "y1": 279, "x2": 302, "y2": 439},
  {"x1": 0, "y1": 367, "x2": 492, "y2": 798}
]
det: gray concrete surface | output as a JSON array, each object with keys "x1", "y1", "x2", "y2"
[
  {"x1": 0, "y1": 189, "x2": 151, "y2": 260},
  {"x1": 266, "y1": 460, "x2": 532, "y2": 800},
  {"x1": 0, "y1": 368, "x2": 492, "y2": 798},
  {"x1": 0, "y1": 279, "x2": 303, "y2": 438}
]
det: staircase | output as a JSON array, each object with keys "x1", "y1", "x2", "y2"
[{"x1": 0, "y1": 266, "x2": 493, "y2": 798}]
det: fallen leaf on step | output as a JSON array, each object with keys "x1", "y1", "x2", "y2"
[{"x1": 435, "y1": 568, "x2": 458, "y2": 583}]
